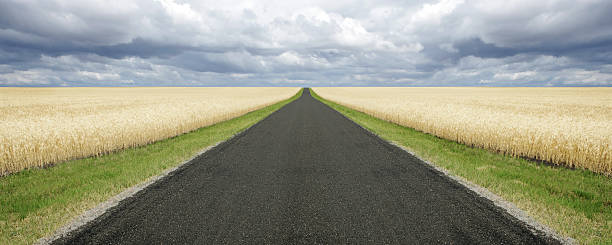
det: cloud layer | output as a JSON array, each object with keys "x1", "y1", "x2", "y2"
[{"x1": 1, "y1": 0, "x2": 611, "y2": 86}]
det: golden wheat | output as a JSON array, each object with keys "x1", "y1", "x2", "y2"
[
  {"x1": 313, "y1": 87, "x2": 612, "y2": 175},
  {"x1": 0, "y1": 87, "x2": 299, "y2": 175}
]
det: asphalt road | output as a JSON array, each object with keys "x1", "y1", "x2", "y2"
[{"x1": 54, "y1": 89, "x2": 556, "y2": 244}]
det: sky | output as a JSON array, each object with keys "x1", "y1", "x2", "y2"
[{"x1": 1, "y1": 0, "x2": 611, "y2": 87}]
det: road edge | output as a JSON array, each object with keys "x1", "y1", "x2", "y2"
[
  {"x1": 36, "y1": 143, "x2": 218, "y2": 245},
  {"x1": 311, "y1": 89, "x2": 576, "y2": 245},
  {"x1": 36, "y1": 90, "x2": 302, "y2": 245},
  {"x1": 389, "y1": 142, "x2": 576, "y2": 245}
]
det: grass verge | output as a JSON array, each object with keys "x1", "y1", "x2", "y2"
[
  {"x1": 312, "y1": 90, "x2": 611, "y2": 244},
  {"x1": 0, "y1": 89, "x2": 302, "y2": 245}
]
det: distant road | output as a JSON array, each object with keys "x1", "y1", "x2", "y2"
[{"x1": 54, "y1": 89, "x2": 556, "y2": 244}]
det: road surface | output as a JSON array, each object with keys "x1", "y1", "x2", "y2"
[{"x1": 54, "y1": 89, "x2": 556, "y2": 244}]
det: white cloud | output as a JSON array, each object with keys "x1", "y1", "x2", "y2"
[
  {"x1": 411, "y1": 0, "x2": 464, "y2": 25},
  {"x1": 156, "y1": 0, "x2": 202, "y2": 24},
  {"x1": 277, "y1": 51, "x2": 305, "y2": 66},
  {"x1": 493, "y1": 71, "x2": 536, "y2": 80}
]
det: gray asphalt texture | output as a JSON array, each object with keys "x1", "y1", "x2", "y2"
[{"x1": 54, "y1": 89, "x2": 557, "y2": 244}]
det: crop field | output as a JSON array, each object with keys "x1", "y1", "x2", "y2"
[
  {"x1": 313, "y1": 87, "x2": 612, "y2": 175},
  {"x1": 0, "y1": 87, "x2": 299, "y2": 175}
]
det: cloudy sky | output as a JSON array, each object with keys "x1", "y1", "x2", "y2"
[{"x1": 1, "y1": 0, "x2": 611, "y2": 86}]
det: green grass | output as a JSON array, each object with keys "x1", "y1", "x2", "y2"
[
  {"x1": 312, "y1": 90, "x2": 611, "y2": 244},
  {"x1": 0, "y1": 89, "x2": 302, "y2": 245}
]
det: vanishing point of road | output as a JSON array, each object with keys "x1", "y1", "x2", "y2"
[{"x1": 54, "y1": 89, "x2": 557, "y2": 244}]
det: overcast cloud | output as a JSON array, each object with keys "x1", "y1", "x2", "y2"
[{"x1": 1, "y1": 0, "x2": 611, "y2": 86}]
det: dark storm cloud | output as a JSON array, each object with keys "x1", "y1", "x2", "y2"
[
  {"x1": 0, "y1": 37, "x2": 187, "y2": 61},
  {"x1": 0, "y1": 0, "x2": 611, "y2": 86},
  {"x1": 453, "y1": 38, "x2": 518, "y2": 59},
  {"x1": 90, "y1": 38, "x2": 189, "y2": 59}
]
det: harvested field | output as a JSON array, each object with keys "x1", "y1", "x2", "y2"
[
  {"x1": 0, "y1": 87, "x2": 299, "y2": 175},
  {"x1": 313, "y1": 87, "x2": 612, "y2": 175}
]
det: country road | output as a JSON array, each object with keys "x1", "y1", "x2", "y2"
[{"x1": 53, "y1": 89, "x2": 557, "y2": 244}]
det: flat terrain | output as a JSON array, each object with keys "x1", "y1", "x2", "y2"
[
  {"x1": 0, "y1": 87, "x2": 298, "y2": 175},
  {"x1": 54, "y1": 89, "x2": 556, "y2": 244},
  {"x1": 314, "y1": 87, "x2": 612, "y2": 175}
]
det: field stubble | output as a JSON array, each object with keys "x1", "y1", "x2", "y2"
[
  {"x1": 0, "y1": 87, "x2": 299, "y2": 175},
  {"x1": 313, "y1": 87, "x2": 612, "y2": 175}
]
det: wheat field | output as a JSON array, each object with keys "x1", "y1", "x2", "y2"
[
  {"x1": 0, "y1": 87, "x2": 299, "y2": 175},
  {"x1": 313, "y1": 87, "x2": 612, "y2": 175}
]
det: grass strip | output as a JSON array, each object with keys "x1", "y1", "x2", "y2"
[
  {"x1": 0, "y1": 89, "x2": 302, "y2": 245},
  {"x1": 312, "y1": 89, "x2": 611, "y2": 244}
]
